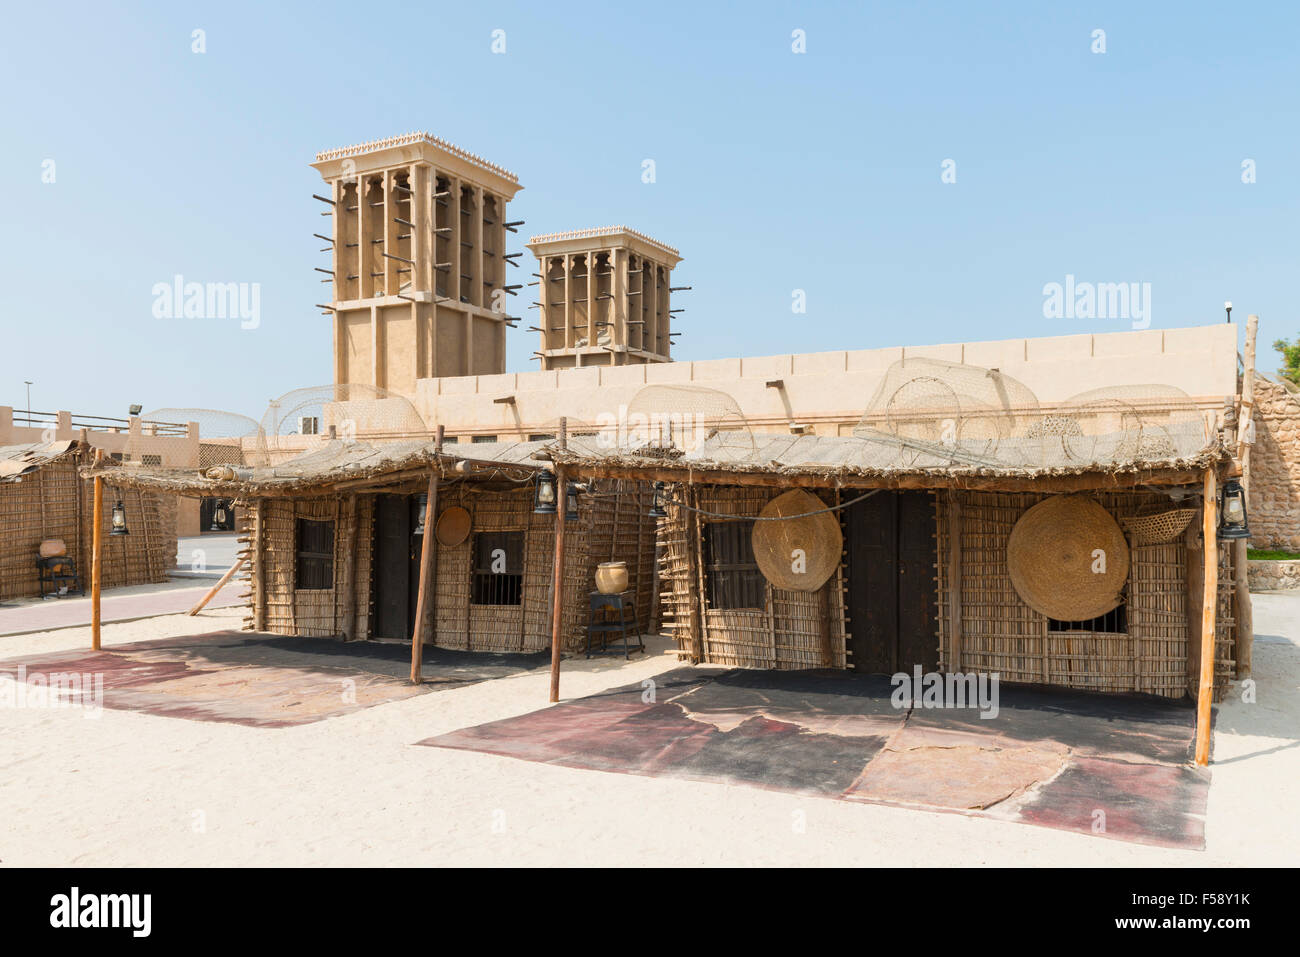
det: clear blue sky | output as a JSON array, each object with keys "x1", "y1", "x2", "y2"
[{"x1": 2, "y1": 1, "x2": 1295, "y2": 420}]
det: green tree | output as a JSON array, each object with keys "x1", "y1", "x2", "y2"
[{"x1": 1274, "y1": 337, "x2": 1300, "y2": 385}]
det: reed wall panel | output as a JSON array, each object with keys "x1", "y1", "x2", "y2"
[
  {"x1": 242, "y1": 478, "x2": 652, "y2": 655},
  {"x1": 659, "y1": 485, "x2": 845, "y2": 670},
  {"x1": 936, "y1": 488, "x2": 1235, "y2": 700},
  {"x1": 0, "y1": 453, "x2": 176, "y2": 601}
]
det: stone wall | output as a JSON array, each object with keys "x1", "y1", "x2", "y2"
[
  {"x1": 1248, "y1": 375, "x2": 1300, "y2": 549},
  {"x1": 1247, "y1": 559, "x2": 1300, "y2": 592}
]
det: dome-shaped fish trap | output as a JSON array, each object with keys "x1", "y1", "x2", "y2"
[
  {"x1": 253, "y1": 383, "x2": 431, "y2": 467},
  {"x1": 853, "y1": 357, "x2": 1041, "y2": 468},
  {"x1": 621, "y1": 384, "x2": 756, "y2": 460}
]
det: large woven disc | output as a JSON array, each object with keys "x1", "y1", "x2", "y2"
[
  {"x1": 435, "y1": 506, "x2": 471, "y2": 547},
  {"x1": 1007, "y1": 495, "x2": 1129, "y2": 621},
  {"x1": 751, "y1": 489, "x2": 842, "y2": 592}
]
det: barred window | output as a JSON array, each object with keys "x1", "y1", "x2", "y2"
[
  {"x1": 703, "y1": 520, "x2": 766, "y2": 610},
  {"x1": 471, "y1": 530, "x2": 523, "y2": 605},
  {"x1": 295, "y1": 518, "x2": 335, "y2": 590},
  {"x1": 141, "y1": 454, "x2": 162, "y2": 466},
  {"x1": 1048, "y1": 606, "x2": 1127, "y2": 633}
]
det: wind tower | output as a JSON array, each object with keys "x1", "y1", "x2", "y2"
[
  {"x1": 311, "y1": 132, "x2": 525, "y2": 396},
  {"x1": 525, "y1": 227, "x2": 684, "y2": 369}
]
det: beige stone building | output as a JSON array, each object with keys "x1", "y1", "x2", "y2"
[
  {"x1": 308, "y1": 133, "x2": 1243, "y2": 449},
  {"x1": 0, "y1": 407, "x2": 204, "y2": 535},
  {"x1": 408, "y1": 325, "x2": 1240, "y2": 443},
  {"x1": 301, "y1": 129, "x2": 1287, "y2": 557}
]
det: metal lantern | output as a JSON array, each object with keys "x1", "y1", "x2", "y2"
[
  {"x1": 210, "y1": 500, "x2": 228, "y2": 532},
  {"x1": 564, "y1": 484, "x2": 580, "y2": 522},
  {"x1": 648, "y1": 481, "x2": 668, "y2": 519},
  {"x1": 1218, "y1": 479, "x2": 1251, "y2": 540},
  {"x1": 533, "y1": 472, "x2": 557, "y2": 514},
  {"x1": 110, "y1": 500, "x2": 130, "y2": 536},
  {"x1": 413, "y1": 493, "x2": 428, "y2": 535}
]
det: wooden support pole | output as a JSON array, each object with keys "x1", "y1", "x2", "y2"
[
  {"x1": 187, "y1": 556, "x2": 247, "y2": 616},
  {"x1": 563, "y1": 462, "x2": 1204, "y2": 494},
  {"x1": 1237, "y1": 314, "x2": 1259, "y2": 462},
  {"x1": 548, "y1": 419, "x2": 568, "y2": 703},
  {"x1": 91, "y1": 471, "x2": 103, "y2": 651},
  {"x1": 409, "y1": 471, "x2": 439, "y2": 685},
  {"x1": 1195, "y1": 468, "x2": 1219, "y2": 767}
]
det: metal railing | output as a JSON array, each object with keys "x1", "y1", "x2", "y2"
[{"x1": 9, "y1": 410, "x2": 191, "y2": 435}]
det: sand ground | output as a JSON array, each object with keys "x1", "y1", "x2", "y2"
[{"x1": 1, "y1": 591, "x2": 1296, "y2": 867}]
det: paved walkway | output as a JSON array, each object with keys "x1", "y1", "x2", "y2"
[
  {"x1": 172, "y1": 532, "x2": 240, "y2": 579},
  {"x1": 0, "y1": 580, "x2": 244, "y2": 636}
]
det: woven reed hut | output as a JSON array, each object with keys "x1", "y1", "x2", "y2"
[
  {"x1": 96, "y1": 439, "x2": 657, "y2": 653},
  {"x1": 0, "y1": 441, "x2": 176, "y2": 601},
  {"x1": 554, "y1": 427, "x2": 1244, "y2": 703}
]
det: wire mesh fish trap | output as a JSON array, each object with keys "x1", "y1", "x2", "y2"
[
  {"x1": 852, "y1": 357, "x2": 1041, "y2": 468},
  {"x1": 609, "y1": 384, "x2": 757, "y2": 459},
  {"x1": 1049, "y1": 385, "x2": 1209, "y2": 468},
  {"x1": 124, "y1": 409, "x2": 260, "y2": 471},
  {"x1": 253, "y1": 384, "x2": 431, "y2": 467}
]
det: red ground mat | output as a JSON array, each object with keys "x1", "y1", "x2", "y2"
[
  {"x1": 421, "y1": 667, "x2": 1210, "y2": 849},
  {"x1": 0, "y1": 632, "x2": 547, "y2": 728}
]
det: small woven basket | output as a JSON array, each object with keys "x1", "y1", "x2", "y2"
[{"x1": 1121, "y1": 508, "x2": 1197, "y2": 546}]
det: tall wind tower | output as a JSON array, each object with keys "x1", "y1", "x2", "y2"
[
  {"x1": 525, "y1": 227, "x2": 683, "y2": 370},
  {"x1": 312, "y1": 132, "x2": 525, "y2": 396}
]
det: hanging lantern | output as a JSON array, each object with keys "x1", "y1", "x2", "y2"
[
  {"x1": 210, "y1": 500, "x2": 228, "y2": 531},
  {"x1": 1218, "y1": 479, "x2": 1251, "y2": 540},
  {"x1": 413, "y1": 493, "x2": 428, "y2": 535},
  {"x1": 110, "y1": 500, "x2": 130, "y2": 536},
  {"x1": 564, "y1": 483, "x2": 580, "y2": 521},
  {"x1": 648, "y1": 481, "x2": 668, "y2": 519},
  {"x1": 533, "y1": 472, "x2": 557, "y2": 514}
]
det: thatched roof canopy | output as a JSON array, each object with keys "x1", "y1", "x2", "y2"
[
  {"x1": 85, "y1": 439, "x2": 552, "y2": 496},
  {"x1": 0, "y1": 440, "x2": 82, "y2": 483}
]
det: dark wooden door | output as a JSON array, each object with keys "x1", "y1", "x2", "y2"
[
  {"x1": 845, "y1": 491, "x2": 938, "y2": 674},
  {"x1": 373, "y1": 495, "x2": 419, "y2": 639},
  {"x1": 896, "y1": 492, "x2": 939, "y2": 673}
]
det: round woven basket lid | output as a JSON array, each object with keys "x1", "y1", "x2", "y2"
[
  {"x1": 1007, "y1": 494, "x2": 1130, "y2": 621},
  {"x1": 434, "y1": 506, "x2": 471, "y2": 547},
  {"x1": 751, "y1": 488, "x2": 843, "y2": 592}
]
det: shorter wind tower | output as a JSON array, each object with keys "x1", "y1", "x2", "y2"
[
  {"x1": 311, "y1": 132, "x2": 525, "y2": 396},
  {"x1": 525, "y1": 227, "x2": 685, "y2": 369}
]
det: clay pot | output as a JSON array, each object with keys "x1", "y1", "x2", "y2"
[
  {"x1": 595, "y1": 561, "x2": 628, "y2": 595},
  {"x1": 39, "y1": 539, "x2": 67, "y2": 559}
]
